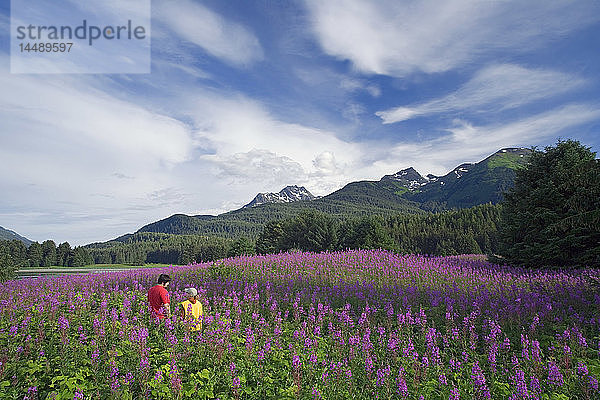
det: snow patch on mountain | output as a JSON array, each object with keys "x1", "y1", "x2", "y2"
[{"x1": 243, "y1": 185, "x2": 317, "y2": 208}]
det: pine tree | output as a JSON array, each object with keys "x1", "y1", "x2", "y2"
[
  {"x1": 256, "y1": 221, "x2": 284, "y2": 254},
  {"x1": 56, "y1": 242, "x2": 72, "y2": 266},
  {"x1": 0, "y1": 246, "x2": 17, "y2": 281},
  {"x1": 27, "y1": 242, "x2": 43, "y2": 267},
  {"x1": 227, "y1": 237, "x2": 256, "y2": 257},
  {"x1": 498, "y1": 139, "x2": 600, "y2": 268},
  {"x1": 41, "y1": 240, "x2": 57, "y2": 267}
]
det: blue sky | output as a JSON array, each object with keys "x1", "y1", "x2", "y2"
[{"x1": 1, "y1": 0, "x2": 599, "y2": 245}]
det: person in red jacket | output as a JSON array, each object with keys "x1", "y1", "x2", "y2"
[{"x1": 148, "y1": 274, "x2": 171, "y2": 319}]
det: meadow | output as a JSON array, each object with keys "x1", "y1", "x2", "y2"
[{"x1": 1, "y1": 250, "x2": 599, "y2": 399}]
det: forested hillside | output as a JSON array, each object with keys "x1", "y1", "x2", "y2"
[
  {"x1": 136, "y1": 148, "x2": 528, "y2": 238},
  {"x1": 138, "y1": 190, "x2": 423, "y2": 238},
  {"x1": 83, "y1": 204, "x2": 503, "y2": 265},
  {"x1": 0, "y1": 203, "x2": 502, "y2": 275}
]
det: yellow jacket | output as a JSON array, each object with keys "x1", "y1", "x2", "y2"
[{"x1": 179, "y1": 299, "x2": 203, "y2": 331}]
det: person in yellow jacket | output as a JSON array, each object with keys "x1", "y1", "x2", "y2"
[{"x1": 179, "y1": 288, "x2": 203, "y2": 331}]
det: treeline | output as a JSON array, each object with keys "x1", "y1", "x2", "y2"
[
  {"x1": 256, "y1": 203, "x2": 501, "y2": 256},
  {"x1": 0, "y1": 239, "x2": 93, "y2": 268},
  {"x1": 0, "y1": 239, "x2": 94, "y2": 280},
  {"x1": 89, "y1": 205, "x2": 499, "y2": 267},
  {"x1": 0, "y1": 204, "x2": 501, "y2": 281},
  {"x1": 86, "y1": 233, "x2": 254, "y2": 266},
  {"x1": 0, "y1": 234, "x2": 256, "y2": 281}
]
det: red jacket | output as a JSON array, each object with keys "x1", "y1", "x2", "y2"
[{"x1": 148, "y1": 285, "x2": 170, "y2": 319}]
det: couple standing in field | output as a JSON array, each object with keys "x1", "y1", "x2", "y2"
[{"x1": 147, "y1": 273, "x2": 203, "y2": 331}]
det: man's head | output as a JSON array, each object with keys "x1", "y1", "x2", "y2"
[
  {"x1": 157, "y1": 274, "x2": 171, "y2": 286},
  {"x1": 184, "y1": 287, "x2": 198, "y2": 299}
]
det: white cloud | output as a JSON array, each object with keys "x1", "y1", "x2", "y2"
[
  {"x1": 371, "y1": 104, "x2": 600, "y2": 176},
  {"x1": 0, "y1": 68, "x2": 197, "y2": 245},
  {"x1": 154, "y1": 0, "x2": 263, "y2": 67},
  {"x1": 305, "y1": 0, "x2": 600, "y2": 76},
  {"x1": 183, "y1": 93, "x2": 363, "y2": 194},
  {"x1": 312, "y1": 151, "x2": 342, "y2": 176},
  {"x1": 0, "y1": 74, "x2": 193, "y2": 168},
  {"x1": 211, "y1": 149, "x2": 307, "y2": 186},
  {"x1": 342, "y1": 103, "x2": 366, "y2": 124},
  {"x1": 376, "y1": 64, "x2": 586, "y2": 123}
]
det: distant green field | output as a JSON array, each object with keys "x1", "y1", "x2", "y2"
[
  {"x1": 15, "y1": 263, "x2": 172, "y2": 279},
  {"x1": 20, "y1": 263, "x2": 171, "y2": 270}
]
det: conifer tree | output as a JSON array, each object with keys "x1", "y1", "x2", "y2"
[{"x1": 498, "y1": 139, "x2": 600, "y2": 268}]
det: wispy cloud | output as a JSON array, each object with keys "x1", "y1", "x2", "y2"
[
  {"x1": 0, "y1": 73, "x2": 193, "y2": 170},
  {"x1": 182, "y1": 93, "x2": 363, "y2": 194},
  {"x1": 0, "y1": 65, "x2": 197, "y2": 244},
  {"x1": 154, "y1": 0, "x2": 263, "y2": 67},
  {"x1": 305, "y1": 0, "x2": 600, "y2": 76},
  {"x1": 376, "y1": 64, "x2": 586, "y2": 123},
  {"x1": 340, "y1": 78, "x2": 381, "y2": 97},
  {"x1": 371, "y1": 104, "x2": 600, "y2": 176}
]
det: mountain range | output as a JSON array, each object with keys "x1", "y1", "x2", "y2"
[
  {"x1": 134, "y1": 147, "x2": 531, "y2": 239},
  {"x1": 2, "y1": 148, "x2": 531, "y2": 246}
]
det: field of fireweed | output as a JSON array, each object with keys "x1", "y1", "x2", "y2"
[{"x1": 1, "y1": 250, "x2": 599, "y2": 399}]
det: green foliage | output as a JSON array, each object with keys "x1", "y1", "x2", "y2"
[
  {"x1": 338, "y1": 216, "x2": 394, "y2": 250},
  {"x1": 70, "y1": 247, "x2": 93, "y2": 267},
  {"x1": 27, "y1": 241, "x2": 43, "y2": 267},
  {"x1": 498, "y1": 139, "x2": 600, "y2": 268},
  {"x1": 256, "y1": 204, "x2": 501, "y2": 256},
  {"x1": 41, "y1": 240, "x2": 57, "y2": 267},
  {"x1": 227, "y1": 237, "x2": 256, "y2": 257},
  {"x1": 0, "y1": 246, "x2": 17, "y2": 281},
  {"x1": 56, "y1": 242, "x2": 72, "y2": 266},
  {"x1": 256, "y1": 221, "x2": 284, "y2": 254},
  {"x1": 279, "y1": 210, "x2": 339, "y2": 252},
  {"x1": 386, "y1": 204, "x2": 498, "y2": 255},
  {"x1": 86, "y1": 233, "x2": 240, "y2": 265}
]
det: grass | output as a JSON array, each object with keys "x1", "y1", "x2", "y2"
[
  {"x1": 18, "y1": 263, "x2": 171, "y2": 270},
  {"x1": 394, "y1": 187, "x2": 409, "y2": 196},
  {"x1": 487, "y1": 152, "x2": 527, "y2": 170}
]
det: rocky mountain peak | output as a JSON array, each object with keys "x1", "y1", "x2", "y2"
[{"x1": 243, "y1": 185, "x2": 316, "y2": 208}]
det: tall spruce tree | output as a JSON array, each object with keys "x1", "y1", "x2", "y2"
[
  {"x1": 498, "y1": 139, "x2": 600, "y2": 268},
  {"x1": 256, "y1": 221, "x2": 284, "y2": 254},
  {"x1": 56, "y1": 242, "x2": 72, "y2": 267},
  {"x1": 0, "y1": 246, "x2": 16, "y2": 281},
  {"x1": 41, "y1": 240, "x2": 57, "y2": 267},
  {"x1": 27, "y1": 242, "x2": 43, "y2": 267}
]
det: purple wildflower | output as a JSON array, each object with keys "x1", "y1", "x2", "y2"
[{"x1": 547, "y1": 361, "x2": 564, "y2": 387}]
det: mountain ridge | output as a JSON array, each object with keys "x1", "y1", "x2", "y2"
[
  {"x1": 133, "y1": 147, "x2": 531, "y2": 239},
  {"x1": 243, "y1": 185, "x2": 317, "y2": 208},
  {"x1": 0, "y1": 226, "x2": 33, "y2": 246}
]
